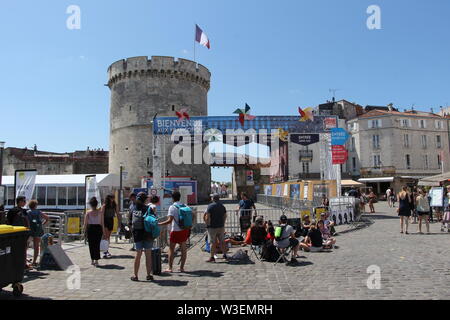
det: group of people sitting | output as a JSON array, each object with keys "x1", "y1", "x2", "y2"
[{"x1": 241, "y1": 211, "x2": 338, "y2": 263}]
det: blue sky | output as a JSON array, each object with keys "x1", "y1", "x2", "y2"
[{"x1": 1, "y1": 0, "x2": 450, "y2": 182}]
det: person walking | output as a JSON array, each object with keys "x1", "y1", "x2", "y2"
[
  {"x1": 386, "y1": 188, "x2": 392, "y2": 207},
  {"x1": 83, "y1": 197, "x2": 104, "y2": 266},
  {"x1": 410, "y1": 187, "x2": 418, "y2": 224},
  {"x1": 359, "y1": 189, "x2": 366, "y2": 213},
  {"x1": 101, "y1": 194, "x2": 121, "y2": 259},
  {"x1": 416, "y1": 188, "x2": 430, "y2": 234},
  {"x1": 397, "y1": 187, "x2": 411, "y2": 234},
  {"x1": 237, "y1": 192, "x2": 257, "y2": 217},
  {"x1": 368, "y1": 189, "x2": 377, "y2": 213},
  {"x1": 26, "y1": 200, "x2": 48, "y2": 267},
  {"x1": 159, "y1": 191, "x2": 190, "y2": 273},
  {"x1": 130, "y1": 192, "x2": 155, "y2": 281},
  {"x1": 204, "y1": 194, "x2": 227, "y2": 263}
]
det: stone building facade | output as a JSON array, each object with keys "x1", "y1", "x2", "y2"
[
  {"x1": 347, "y1": 109, "x2": 450, "y2": 193},
  {"x1": 107, "y1": 56, "x2": 211, "y2": 201},
  {"x1": 2, "y1": 147, "x2": 108, "y2": 176}
]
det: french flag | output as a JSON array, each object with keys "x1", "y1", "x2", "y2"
[{"x1": 195, "y1": 24, "x2": 211, "y2": 49}]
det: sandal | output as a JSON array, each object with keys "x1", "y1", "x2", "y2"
[
  {"x1": 130, "y1": 276, "x2": 139, "y2": 282},
  {"x1": 146, "y1": 275, "x2": 154, "y2": 281},
  {"x1": 206, "y1": 257, "x2": 215, "y2": 263}
]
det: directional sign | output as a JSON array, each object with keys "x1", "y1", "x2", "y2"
[
  {"x1": 290, "y1": 134, "x2": 320, "y2": 146},
  {"x1": 331, "y1": 128, "x2": 350, "y2": 146}
]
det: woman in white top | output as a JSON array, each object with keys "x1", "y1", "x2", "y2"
[{"x1": 416, "y1": 189, "x2": 430, "y2": 234}]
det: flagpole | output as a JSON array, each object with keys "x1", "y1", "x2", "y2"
[{"x1": 193, "y1": 24, "x2": 196, "y2": 63}]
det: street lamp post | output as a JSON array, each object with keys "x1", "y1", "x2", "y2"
[
  {"x1": 119, "y1": 164, "x2": 124, "y2": 211},
  {"x1": 0, "y1": 141, "x2": 5, "y2": 187}
]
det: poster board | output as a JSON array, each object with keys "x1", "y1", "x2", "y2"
[
  {"x1": 303, "y1": 183, "x2": 309, "y2": 200},
  {"x1": 430, "y1": 187, "x2": 444, "y2": 207},
  {"x1": 290, "y1": 184, "x2": 300, "y2": 199},
  {"x1": 14, "y1": 169, "x2": 37, "y2": 201},
  {"x1": 275, "y1": 184, "x2": 282, "y2": 197}
]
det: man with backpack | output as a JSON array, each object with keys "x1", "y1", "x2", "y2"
[
  {"x1": 273, "y1": 215, "x2": 300, "y2": 264},
  {"x1": 7, "y1": 196, "x2": 31, "y2": 269},
  {"x1": 159, "y1": 191, "x2": 192, "y2": 273},
  {"x1": 130, "y1": 192, "x2": 156, "y2": 281},
  {"x1": 204, "y1": 194, "x2": 227, "y2": 263}
]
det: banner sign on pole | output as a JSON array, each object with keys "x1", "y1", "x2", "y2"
[
  {"x1": 332, "y1": 145, "x2": 348, "y2": 165},
  {"x1": 85, "y1": 175, "x2": 101, "y2": 211},
  {"x1": 246, "y1": 170, "x2": 254, "y2": 186},
  {"x1": 331, "y1": 128, "x2": 350, "y2": 146},
  {"x1": 290, "y1": 134, "x2": 320, "y2": 146},
  {"x1": 324, "y1": 117, "x2": 338, "y2": 129},
  {"x1": 14, "y1": 170, "x2": 37, "y2": 201}
]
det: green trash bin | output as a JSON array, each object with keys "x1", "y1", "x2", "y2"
[{"x1": 0, "y1": 225, "x2": 30, "y2": 297}]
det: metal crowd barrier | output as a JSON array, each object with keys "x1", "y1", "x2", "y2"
[{"x1": 42, "y1": 212, "x2": 65, "y2": 245}]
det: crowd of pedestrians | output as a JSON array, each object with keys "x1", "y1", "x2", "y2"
[{"x1": 4, "y1": 182, "x2": 450, "y2": 281}]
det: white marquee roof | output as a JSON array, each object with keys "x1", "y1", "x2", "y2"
[{"x1": 1, "y1": 174, "x2": 119, "y2": 187}]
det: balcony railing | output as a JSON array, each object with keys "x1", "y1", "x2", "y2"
[
  {"x1": 360, "y1": 166, "x2": 396, "y2": 177},
  {"x1": 299, "y1": 150, "x2": 313, "y2": 162}
]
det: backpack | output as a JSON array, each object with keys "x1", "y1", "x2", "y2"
[
  {"x1": 143, "y1": 207, "x2": 160, "y2": 239},
  {"x1": 27, "y1": 210, "x2": 42, "y2": 235},
  {"x1": 131, "y1": 206, "x2": 147, "y2": 230},
  {"x1": 274, "y1": 225, "x2": 287, "y2": 242},
  {"x1": 261, "y1": 241, "x2": 280, "y2": 262},
  {"x1": 174, "y1": 204, "x2": 193, "y2": 229}
]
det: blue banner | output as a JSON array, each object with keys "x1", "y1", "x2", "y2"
[{"x1": 153, "y1": 115, "x2": 338, "y2": 135}]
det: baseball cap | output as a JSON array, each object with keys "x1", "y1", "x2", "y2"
[
  {"x1": 279, "y1": 215, "x2": 288, "y2": 222},
  {"x1": 255, "y1": 216, "x2": 264, "y2": 223},
  {"x1": 137, "y1": 192, "x2": 148, "y2": 202}
]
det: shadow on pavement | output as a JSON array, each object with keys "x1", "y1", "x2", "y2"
[
  {"x1": 180, "y1": 270, "x2": 225, "y2": 278},
  {"x1": 285, "y1": 260, "x2": 314, "y2": 267},
  {"x1": 152, "y1": 279, "x2": 189, "y2": 287},
  {"x1": 105, "y1": 255, "x2": 135, "y2": 260},
  {"x1": 96, "y1": 264, "x2": 126, "y2": 270},
  {"x1": 22, "y1": 271, "x2": 49, "y2": 284},
  {"x1": 364, "y1": 214, "x2": 398, "y2": 220},
  {"x1": 0, "y1": 290, "x2": 52, "y2": 300}
]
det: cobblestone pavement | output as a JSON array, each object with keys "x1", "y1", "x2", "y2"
[{"x1": 1, "y1": 202, "x2": 449, "y2": 300}]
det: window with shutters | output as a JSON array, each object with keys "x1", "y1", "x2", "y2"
[
  {"x1": 373, "y1": 155, "x2": 381, "y2": 168},
  {"x1": 423, "y1": 155, "x2": 429, "y2": 169},
  {"x1": 403, "y1": 134, "x2": 410, "y2": 148},
  {"x1": 419, "y1": 119, "x2": 426, "y2": 129},
  {"x1": 436, "y1": 135, "x2": 442, "y2": 149},
  {"x1": 421, "y1": 135, "x2": 427, "y2": 149},
  {"x1": 372, "y1": 135, "x2": 380, "y2": 149},
  {"x1": 406, "y1": 155, "x2": 411, "y2": 170}
]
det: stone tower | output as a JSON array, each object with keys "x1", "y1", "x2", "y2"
[{"x1": 107, "y1": 56, "x2": 211, "y2": 201}]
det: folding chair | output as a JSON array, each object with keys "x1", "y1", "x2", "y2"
[
  {"x1": 249, "y1": 239, "x2": 265, "y2": 261},
  {"x1": 274, "y1": 245, "x2": 292, "y2": 265}
]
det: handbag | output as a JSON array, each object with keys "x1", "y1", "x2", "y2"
[{"x1": 100, "y1": 239, "x2": 109, "y2": 251}]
